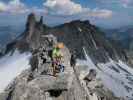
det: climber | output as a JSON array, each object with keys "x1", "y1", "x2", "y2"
[
  {"x1": 52, "y1": 43, "x2": 64, "y2": 76},
  {"x1": 84, "y1": 69, "x2": 97, "y2": 82},
  {"x1": 70, "y1": 50, "x2": 77, "y2": 67},
  {"x1": 29, "y1": 49, "x2": 40, "y2": 72},
  {"x1": 40, "y1": 47, "x2": 47, "y2": 64}
]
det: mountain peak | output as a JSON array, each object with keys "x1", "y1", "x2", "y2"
[
  {"x1": 70, "y1": 20, "x2": 90, "y2": 25},
  {"x1": 59, "y1": 20, "x2": 90, "y2": 28},
  {"x1": 26, "y1": 13, "x2": 36, "y2": 29}
]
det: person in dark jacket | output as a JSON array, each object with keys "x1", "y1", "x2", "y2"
[
  {"x1": 70, "y1": 51, "x2": 77, "y2": 67},
  {"x1": 84, "y1": 69, "x2": 97, "y2": 82},
  {"x1": 30, "y1": 55, "x2": 39, "y2": 72}
]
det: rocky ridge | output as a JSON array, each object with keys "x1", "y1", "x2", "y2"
[
  {"x1": 0, "y1": 34, "x2": 121, "y2": 100},
  {"x1": 0, "y1": 13, "x2": 130, "y2": 100}
]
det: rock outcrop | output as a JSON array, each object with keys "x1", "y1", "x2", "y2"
[{"x1": 4, "y1": 13, "x2": 48, "y2": 54}]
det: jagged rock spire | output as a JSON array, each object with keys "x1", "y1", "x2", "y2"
[
  {"x1": 25, "y1": 13, "x2": 36, "y2": 42},
  {"x1": 26, "y1": 13, "x2": 36, "y2": 30}
]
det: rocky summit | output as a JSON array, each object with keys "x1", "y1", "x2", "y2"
[{"x1": 0, "y1": 13, "x2": 132, "y2": 100}]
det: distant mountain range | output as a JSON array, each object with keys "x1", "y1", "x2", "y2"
[
  {"x1": 0, "y1": 25, "x2": 24, "y2": 53},
  {"x1": 103, "y1": 26, "x2": 133, "y2": 50}
]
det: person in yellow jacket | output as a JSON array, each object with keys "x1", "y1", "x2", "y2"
[{"x1": 52, "y1": 43, "x2": 64, "y2": 76}]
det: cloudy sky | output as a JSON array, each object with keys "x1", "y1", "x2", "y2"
[{"x1": 0, "y1": 0, "x2": 133, "y2": 28}]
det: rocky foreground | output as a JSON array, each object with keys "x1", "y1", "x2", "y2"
[{"x1": 0, "y1": 35, "x2": 121, "y2": 100}]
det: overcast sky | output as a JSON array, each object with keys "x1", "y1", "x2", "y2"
[{"x1": 0, "y1": 0, "x2": 133, "y2": 28}]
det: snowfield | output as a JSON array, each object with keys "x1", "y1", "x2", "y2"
[
  {"x1": 0, "y1": 50, "x2": 31, "y2": 93},
  {"x1": 77, "y1": 48, "x2": 133, "y2": 99}
]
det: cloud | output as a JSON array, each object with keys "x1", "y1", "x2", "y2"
[
  {"x1": 121, "y1": 0, "x2": 133, "y2": 8},
  {"x1": 43, "y1": 0, "x2": 112, "y2": 18},
  {"x1": 0, "y1": 2, "x2": 6, "y2": 12},
  {"x1": 0, "y1": 0, "x2": 29, "y2": 14},
  {"x1": 0, "y1": 0, "x2": 113, "y2": 18},
  {"x1": 96, "y1": 0, "x2": 133, "y2": 8},
  {"x1": 44, "y1": 0, "x2": 82, "y2": 15},
  {"x1": 86, "y1": 9, "x2": 112, "y2": 18}
]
